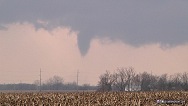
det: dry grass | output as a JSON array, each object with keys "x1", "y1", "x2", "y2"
[{"x1": 0, "y1": 91, "x2": 187, "y2": 106}]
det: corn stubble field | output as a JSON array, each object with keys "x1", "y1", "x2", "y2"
[{"x1": 0, "y1": 91, "x2": 187, "y2": 106}]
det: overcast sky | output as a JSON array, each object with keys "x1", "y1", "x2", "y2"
[{"x1": 0, "y1": 1, "x2": 188, "y2": 85}]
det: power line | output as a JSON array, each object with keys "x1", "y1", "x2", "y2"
[
  {"x1": 77, "y1": 70, "x2": 79, "y2": 91},
  {"x1": 40, "y1": 68, "x2": 42, "y2": 92}
]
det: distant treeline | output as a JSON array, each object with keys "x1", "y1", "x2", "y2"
[
  {"x1": 98, "y1": 67, "x2": 188, "y2": 92},
  {"x1": 1, "y1": 68, "x2": 188, "y2": 92},
  {"x1": 0, "y1": 76, "x2": 97, "y2": 91},
  {"x1": 0, "y1": 83, "x2": 97, "y2": 91}
]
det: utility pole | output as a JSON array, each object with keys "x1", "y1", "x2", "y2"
[
  {"x1": 40, "y1": 68, "x2": 41, "y2": 92},
  {"x1": 77, "y1": 70, "x2": 79, "y2": 91}
]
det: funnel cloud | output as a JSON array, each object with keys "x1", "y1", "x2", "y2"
[{"x1": 1, "y1": 0, "x2": 188, "y2": 55}]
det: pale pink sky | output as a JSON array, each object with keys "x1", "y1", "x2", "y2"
[{"x1": 0, "y1": 23, "x2": 188, "y2": 85}]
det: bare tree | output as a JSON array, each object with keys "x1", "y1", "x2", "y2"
[
  {"x1": 169, "y1": 73, "x2": 182, "y2": 90},
  {"x1": 140, "y1": 71, "x2": 160, "y2": 91},
  {"x1": 126, "y1": 67, "x2": 136, "y2": 91},
  {"x1": 98, "y1": 70, "x2": 115, "y2": 91},
  {"x1": 113, "y1": 68, "x2": 127, "y2": 91},
  {"x1": 181, "y1": 72, "x2": 188, "y2": 91},
  {"x1": 140, "y1": 72, "x2": 151, "y2": 91},
  {"x1": 132, "y1": 73, "x2": 142, "y2": 91},
  {"x1": 157, "y1": 74, "x2": 168, "y2": 90},
  {"x1": 33, "y1": 80, "x2": 40, "y2": 90},
  {"x1": 150, "y1": 75, "x2": 158, "y2": 91},
  {"x1": 46, "y1": 75, "x2": 64, "y2": 90},
  {"x1": 113, "y1": 67, "x2": 136, "y2": 91}
]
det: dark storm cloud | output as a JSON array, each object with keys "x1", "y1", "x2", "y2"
[{"x1": 1, "y1": 0, "x2": 188, "y2": 55}]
